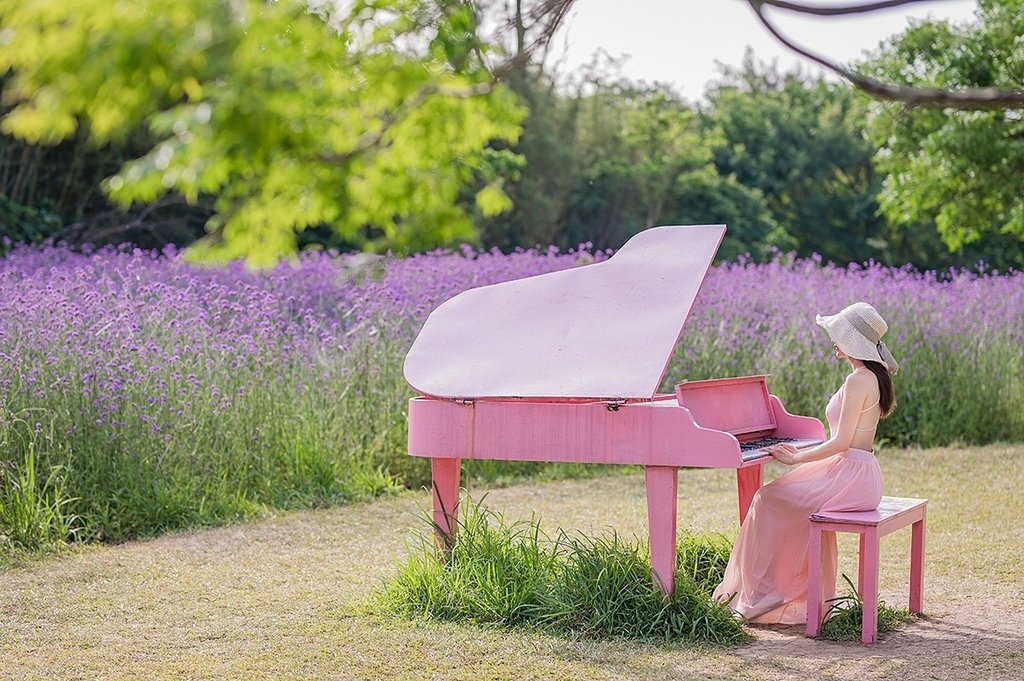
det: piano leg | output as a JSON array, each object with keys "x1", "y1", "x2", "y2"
[
  {"x1": 431, "y1": 457, "x2": 461, "y2": 551},
  {"x1": 737, "y1": 464, "x2": 764, "y2": 525},
  {"x1": 645, "y1": 466, "x2": 678, "y2": 597}
]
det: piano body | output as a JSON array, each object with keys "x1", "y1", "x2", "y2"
[{"x1": 404, "y1": 224, "x2": 824, "y2": 595}]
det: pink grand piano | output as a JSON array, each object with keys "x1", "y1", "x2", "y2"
[{"x1": 405, "y1": 224, "x2": 824, "y2": 595}]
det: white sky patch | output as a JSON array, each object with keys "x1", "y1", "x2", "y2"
[{"x1": 547, "y1": 0, "x2": 979, "y2": 100}]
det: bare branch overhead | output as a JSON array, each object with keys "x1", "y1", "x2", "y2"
[
  {"x1": 475, "y1": 0, "x2": 1024, "y2": 110},
  {"x1": 746, "y1": 0, "x2": 1024, "y2": 109},
  {"x1": 490, "y1": 0, "x2": 577, "y2": 80},
  {"x1": 756, "y1": 0, "x2": 937, "y2": 16}
]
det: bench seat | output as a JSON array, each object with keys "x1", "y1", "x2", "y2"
[{"x1": 807, "y1": 496, "x2": 927, "y2": 644}]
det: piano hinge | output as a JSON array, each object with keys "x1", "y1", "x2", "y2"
[{"x1": 606, "y1": 398, "x2": 626, "y2": 412}]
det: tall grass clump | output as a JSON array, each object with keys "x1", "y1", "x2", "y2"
[
  {"x1": 817, "y1": 574, "x2": 915, "y2": 641},
  {"x1": 0, "y1": 240, "x2": 1021, "y2": 549},
  {"x1": 374, "y1": 499, "x2": 559, "y2": 625},
  {"x1": 676, "y1": 532, "x2": 733, "y2": 593},
  {"x1": 375, "y1": 499, "x2": 747, "y2": 645},
  {"x1": 0, "y1": 443, "x2": 80, "y2": 552}
]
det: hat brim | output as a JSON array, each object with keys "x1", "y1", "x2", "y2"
[{"x1": 816, "y1": 312, "x2": 887, "y2": 366}]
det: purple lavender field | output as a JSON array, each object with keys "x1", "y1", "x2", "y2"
[{"x1": 1, "y1": 243, "x2": 1021, "y2": 550}]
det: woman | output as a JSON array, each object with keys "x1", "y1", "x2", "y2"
[{"x1": 712, "y1": 301, "x2": 899, "y2": 624}]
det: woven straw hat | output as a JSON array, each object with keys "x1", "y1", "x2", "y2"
[{"x1": 816, "y1": 302, "x2": 899, "y2": 375}]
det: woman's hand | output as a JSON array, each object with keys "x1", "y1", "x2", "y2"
[{"x1": 767, "y1": 443, "x2": 801, "y2": 465}]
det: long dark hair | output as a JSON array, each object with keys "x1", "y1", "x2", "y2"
[{"x1": 862, "y1": 360, "x2": 896, "y2": 418}]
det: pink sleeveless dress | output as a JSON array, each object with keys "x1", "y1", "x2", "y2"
[{"x1": 711, "y1": 381, "x2": 883, "y2": 624}]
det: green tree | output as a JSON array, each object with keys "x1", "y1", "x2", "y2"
[
  {"x1": 0, "y1": 0, "x2": 525, "y2": 264},
  {"x1": 560, "y1": 77, "x2": 746, "y2": 250},
  {"x1": 661, "y1": 167, "x2": 791, "y2": 261},
  {"x1": 564, "y1": 82, "x2": 680, "y2": 248},
  {"x1": 862, "y1": 0, "x2": 1024, "y2": 267},
  {"x1": 706, "y1": 54, "x2": 885, "y2": 264},
  {"x1": 622, "y1": 90, "x2": 710, "y2": 232},
  {"x1": 475, "y1": 67, "x2": 574, "y2": 250}
]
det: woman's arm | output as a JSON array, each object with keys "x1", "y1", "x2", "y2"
[{"x1": 768, "y1": 372, "x2": 876, "y2": 465}]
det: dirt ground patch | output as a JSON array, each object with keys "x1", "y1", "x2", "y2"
[{"x1": 2, "y1": 444, "x2": 1022, "y2": 680}]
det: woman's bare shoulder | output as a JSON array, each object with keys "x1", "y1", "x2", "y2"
[{"x1": 844, "y1": 369, "x2": 876, "y2": 394}]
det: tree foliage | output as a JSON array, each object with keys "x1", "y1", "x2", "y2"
[
  {"x1": 706, "y1": 55, "x2": 885, "y2": 264},
  {"x1": 567, "y1": 80, "x2": 715, "y2": 247},
  {"x1": 862, "y1": 0, "x2": 1024, "y2": 257},
  {"x1": 479, "y1": 62, "x2": 794, "y2": 259},
  {"x1": 474, "y1": 68, "x2": 570, "y2": 250},
  {"x1": 0, "y1": 0, "x2": 525, "y2": 264},
  {"x1": 664, "y1": 168, "x2": 791, "y2": 262},
  {"x1": 2, "y1": 1, "x2": 1021, "y2": 269}
]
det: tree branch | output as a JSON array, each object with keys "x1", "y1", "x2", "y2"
[
  {"x1": 54, "y1": 195, "x2": 211, "y2": 244},
  {"x1": 756, "y1": 0, "x2": 937, "y2": 16},
  {"x1": 490, "y1": 0, "x2": 576, "y2": 80},
  {"x1": 319, "y1": 1, "x2": 578, "y2": 166},
  {"x1": 746, "y1": 0, "x2": 1024, "y2": 109}
]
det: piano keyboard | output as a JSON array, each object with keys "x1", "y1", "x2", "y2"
[{"x1": 739, "y1": 437, "x2": 823, "y2": 462}]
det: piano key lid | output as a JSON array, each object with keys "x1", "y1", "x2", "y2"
[{"x1": 404, "y1": 224, "x2": 727, "y2": 401}]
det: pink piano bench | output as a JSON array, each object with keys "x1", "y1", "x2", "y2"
[{"x1": 806, "y1": 496, "x2": 927, "y2": 644}]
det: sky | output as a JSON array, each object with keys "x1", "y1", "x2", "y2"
[{"x1": 545, "y1": 0, "x2": 979, "y2": 99}]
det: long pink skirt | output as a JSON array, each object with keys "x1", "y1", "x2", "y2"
[{"x1": 712, "y1": 448, "x2": 883, "y2": 624}]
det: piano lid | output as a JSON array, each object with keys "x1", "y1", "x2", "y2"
[{"x1": 403, "y1": 224, "x2": 726, "y2": 400}]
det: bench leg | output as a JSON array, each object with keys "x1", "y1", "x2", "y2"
[
  {"x1": 910, "y1": 516, "x2": 926, "y2": 614},
  {"x1": 431, "y1": 457, "x2": 461, "y2": 551},
  {"x1": 860, "y1": 529, "x2": 880, "y2": 644},
  {"x1": 645, "y1": 466, "x2": 678, "y2": 596},
  {"x1": 806, "y1": 525, "x2": 825, "y2": 637},
  {"x1": 858, "y1": 533, "x2": 867, "y2": 596}
]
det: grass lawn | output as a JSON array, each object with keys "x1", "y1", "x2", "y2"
[{"x1": 2, "y1": 443, "x2": 1023, "y2": 680}]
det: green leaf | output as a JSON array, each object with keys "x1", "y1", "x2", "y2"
[{"x1": 475, "y1": 183, "x2": 513, "y2": 217}]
